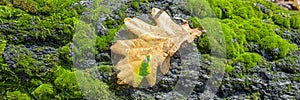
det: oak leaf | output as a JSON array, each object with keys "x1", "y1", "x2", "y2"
[{"x1": 110, "y1": 8, "x2": 206, "y2": 87}]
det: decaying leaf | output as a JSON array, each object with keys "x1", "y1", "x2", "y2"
[
  {"x1": 272, "y1": 0, "x2": 300, "y2": 11},
  {"x1": 110, "y1": 8, "x2": 206, "y2": 87}
]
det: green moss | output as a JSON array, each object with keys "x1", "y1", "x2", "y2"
[
  {"x1": 1, "y1": 45, "x2": 59, "y2": 94},
  {"x1": 260, "y1": 35, "x2": 296, "y2": 60},
  {"x1": 54, "y1": 70, "x2": 83, "y2": 99},
  {"x1": 98, "y1": 65, "x2": 111, "y2": 72},
  {"x1": 131, "y1": 1, "x2": 140, "y2": 12},
  {"x1": 103, "y1": 18, "x2": 118, "y2": 29},
  {"x1": 248, "y1": 91, "x2": 261, "y2": 100},
  {"x1": 225, "y1": 65, "x2": 235, "y2": 73},
  {"x1": 58, "y1": 43, "x2": 72, "y2": 65},
  {"x1": 188, "y1": 17, "x2": 211, "y2": 54},
  {"x1": 235, "y1": 52, "x2": 263, "y2": 68},
  {"x1": 207, "y1": 0, "x2": 234, "y2": 18},
  {"x1": 85, "y1": 0, "x2": 110, "y2": 22},
  {"x1": 8, "y1": 45, "x2": 36, "y2": 77},
  {"x1": 197, "y1": 33, "x2": 210, "y2": 54},
  {"x1": 0, "y1": 6, "x2": 26, "y2": 19},
  {"x1": 53, "y1": 66, "x2": 68, "y2": 78},
  {"x1": 9, "y1": 0, "x2": 38, "y2": 14},
  {"x1": 272, "y1": 14, "x2": 290, "y2": 28},
  {"x1": 97, "y1": 28, "x2": 119, "y2": 51},
  {"x1": 194, "y1": 17, "x2": 226, "y2": 57},
  {"x1": 0, "y1": 40, "x2": 6, "y2": 62},
  {"x1": 32, "y1": 84, "x2": 55, "y2": 99},
  {"x1": 1, "y1": 0, "x2": 300, "y2": 99},
  {"x1": 185, "y1": 0, "x2": 216, "y2": 18},
  {"x1": 0, "y1": 63, "x2": 21, "y2": 96},
  {"x1": 212, "y1": 7, "x2": 223, "y2": 19},
  {"x1": 0, "y1": 0, "x2": 83, "y2": 46},
  {"x1": 73, "y1": 20, "x2": 98, "y2": 57},
  {"x1": 235, "y1": 6, "x2": 256, "y2": 19},
  {"x1": 188, "y1": 17, "x2": 202, "y2": 28},
  {"x1": 75, "y1": 70, "x2": 116, "y2": 99},
  {"x1": 291, "y1": 75, "x2": 300, "y2": 82},
  {"x1": 223, "y1": 23, "x2": 245, "y2": 58},
  {"x1": 30, "y1": 79, "x2": 43, "y2": 86},
  {"x1": 210, "y1": 0, "x2": 262, "y2": 19},
  {"x1": 5, "y1": 91, "x2": 31, "y2": 100},
  {"x1": 275, "y1": 55, "x2": 299, "y2": 73},
  {"x1": 290, "y1": 14, "x2": 300, "y2": 29},
  {"x1": 237, "y1": 18, "x2": 278, "y2": 42},
  {"x1": 138, "y1": 0, "x2": 149, "y2": 3}
]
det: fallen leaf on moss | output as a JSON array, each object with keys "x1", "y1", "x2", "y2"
[
  {"x1": 272, "y1": 0, "x2": 300, "y2": 11},
  {"x1": 110, "y1": 8, "x2": 206, "y2": 87}
]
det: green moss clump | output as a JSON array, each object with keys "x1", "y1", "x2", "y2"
[
  {"x1": 131, "y1": 1, "x2": 140, "y2": 12},
  {"x1": 10, "y1": 0, "x2": 38, "y2": 14},
  {"x1": 58, "y1": 43, "x2": 72, "y2": 65},
  {"x1": 223, "y1": 23, "x2": 245, "y2": 58},
  {"x1": 235, "y1": 6, "x2": 256, "y2": 19},
  {"x1": 235, "y1": 52, "x2": 263, "y2": 68},
  {"x1": 290, "y1": 14, "x2": 300, "y2": 29},
  {"x1": 0, "y1": 63, "x2": 20, "y2": 96},
  {"x1": 191, "y1": 17, "x2": 226, "y2": 57},
  {"x1": 225, "y1": 65, "x2": 235, "y2": 73},
  {"x1": 237, "y1": 18, "x2": 278, "y2": 41},
  {"x1": 9, "y1": 46, "x2": 36, "y2": 77},
  {"x1": 103, "y1": 18, "x2": 118, "y2": 29},
  {"x1": 0, "y1": 6, "x2": 27, "y2": 19},
  {"x1": 186, "y1": 0, "x2": 216, "y2": 18},
  {"x1": 32, "y1": 84, "x2": 55, "y2": 99},
  {"x1": 73, "y1": 20, "x2": 98, "y2": 57},
  {"x1": 75, "y1": 70, "x2": 116, "y2": 99},
  {"x1": 5, "y1": 91, "x2": 31, "y2": 100},
  {"x1": 138, "y1": 0, "x2": 150, "y2": 3},
  {"x1": 30, "y1": 79, "x2": 43, "y2": 86},
  {"x1": 207, "y1": 0, "x2": 234, "y2": 18},
  {"x1": 208, "y1": 0, "x2": 265, "y2": 19},
  {"x1": 212, "y1": 7, "x2": 223, "y2": 19},
  {"x1": 96, "y1": 28, "x2": 118, "y2": 51},
  {"x1": 197, "y1": 33, "x2": 210, "y2": 54},
  {"x1": 275, "y1": 55, "x2": 299, "y2": 73},
  {"x1": 260, "y1": 35, "x2": 297, "y2": 60},
  {"x1": 54, "y1": 70, "x2": 83, "y2": 99},
  {"x1": 0, "y1": 0, "x2": 83, "y2": 46},
  {"x1": 188, "y1": 17, "x2": 202, "y2": 28},
  {"x1": 53, "y1": 66, "x2": 68, "y2": 78},
  {"x1": 188, "y1": 17, "x2": 212, "y2": 54},
  {"x1": 272, "y1": 14, "x2": 290, "y2": 28},
  {"x1": 0, "y1": 40, "x2": 6, "y2": 62},
  {"x1": 248, "y1": 91, "x2": 261, "y2": 100}
]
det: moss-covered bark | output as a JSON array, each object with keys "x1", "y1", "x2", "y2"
[{"x1": 0, "y1": 0, "x2": 300, "y2": 99}]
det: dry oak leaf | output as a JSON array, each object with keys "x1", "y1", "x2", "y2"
[{"x1": 110, "y1": 8, "x2": 206, "y2": 87}]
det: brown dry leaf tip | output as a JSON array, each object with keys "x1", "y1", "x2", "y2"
[
  {"x1": 294, "y1": 0, "x2": 300, "y2": 12},
  {"x1": 110, "y1": 8, "x2": 205, "y2": 87},
  {"x1": 272, "y1": 0, "x2": 300, "y2": 11}
]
